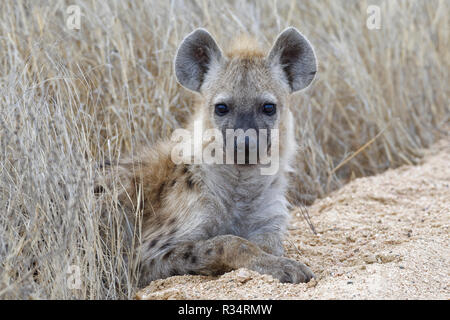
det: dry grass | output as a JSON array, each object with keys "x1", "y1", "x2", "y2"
[{"x1": 0, "y1": 0, "x2": 448, "y2": 299}]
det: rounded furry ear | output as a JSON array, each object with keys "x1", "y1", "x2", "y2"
[
  {"x1": 268, "y1": 27, "x2": 317, "y2": 92},
  {"x1": 174, "y1": 28, "x2": 223, "y2": 92}
]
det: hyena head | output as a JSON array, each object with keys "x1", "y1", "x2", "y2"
[{"x1": 174, "y1": 27, "x2": 317, "y2": 166}]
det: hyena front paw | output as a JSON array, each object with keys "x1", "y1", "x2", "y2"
[{"x1": 251, "y1": 255, "x2": 315, "y2": 284}]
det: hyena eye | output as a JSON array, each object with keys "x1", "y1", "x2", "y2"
[
  {"x1": 262, "y1": 103, "x2": 276, "y2": 116},
  {"x1": 215, "y1": 104, "x2": 229, "y2": 116}
]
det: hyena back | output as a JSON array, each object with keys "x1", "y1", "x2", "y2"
[{"x1": 100, "y1": 27, "x2": 317, "y2": 287}]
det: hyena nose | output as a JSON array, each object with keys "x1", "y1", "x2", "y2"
[
  {"x1": 234, "y1": 113, "x2": 257, "y2": 132},
  {"x1": 233, "y1": 135, "x2": 252, "y2": 151}
]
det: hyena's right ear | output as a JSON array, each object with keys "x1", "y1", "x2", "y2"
[{"x1": 174, "y1": 28, "x2": 223, "y2": 93}]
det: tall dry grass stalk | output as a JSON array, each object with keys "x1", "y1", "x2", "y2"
[{"x1": 0, "y1": 0, "x2": 448, "y2": 299}]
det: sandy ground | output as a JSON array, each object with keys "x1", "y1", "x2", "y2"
[{"x1": 137, "y1": 139, "x2": 450, "y2": 300}]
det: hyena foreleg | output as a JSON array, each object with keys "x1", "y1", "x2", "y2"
[
  {"x1": 141, "y1": 235, "x2": 314, "y2": 285},
  {"x1": 248, "y1": 232, "x2": 285, "y2": 256}
]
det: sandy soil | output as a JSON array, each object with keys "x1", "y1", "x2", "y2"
[{"x1": 137, "y1": 139, "x2": 449, "y2": 300}]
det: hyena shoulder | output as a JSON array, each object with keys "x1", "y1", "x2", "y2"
[{"x1": 105, "y1": 140, "x2": 202, "y2": 219}]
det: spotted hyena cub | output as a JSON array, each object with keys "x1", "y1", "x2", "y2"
[{"x1": 101, "y1": 27, "x2": 317, "y2": 286}]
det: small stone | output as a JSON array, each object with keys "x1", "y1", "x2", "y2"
[
  {"x1": 234, "y1": 269, "x2": 253, "y2": 284},
  {"x1": 364, "y1": 254, "x2": 377, "y2": 264},
  {"x1": 376, "y1": 253, "x2": 397, "y2": 263},
  {"x1": 307, "y1": 278, "x2": 318, "y2": 288}
]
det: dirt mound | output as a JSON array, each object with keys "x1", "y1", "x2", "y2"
[{"x1": 137, "y1": 139, "x2": 449, "y2": 299}]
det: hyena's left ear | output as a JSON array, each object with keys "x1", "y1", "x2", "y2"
[
  {"x1": 174, "y1": 28, "x2": 223, "y2": 93},
  {"x1": 268, "y1": 27, "x2": 317, "y2": 92}
]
